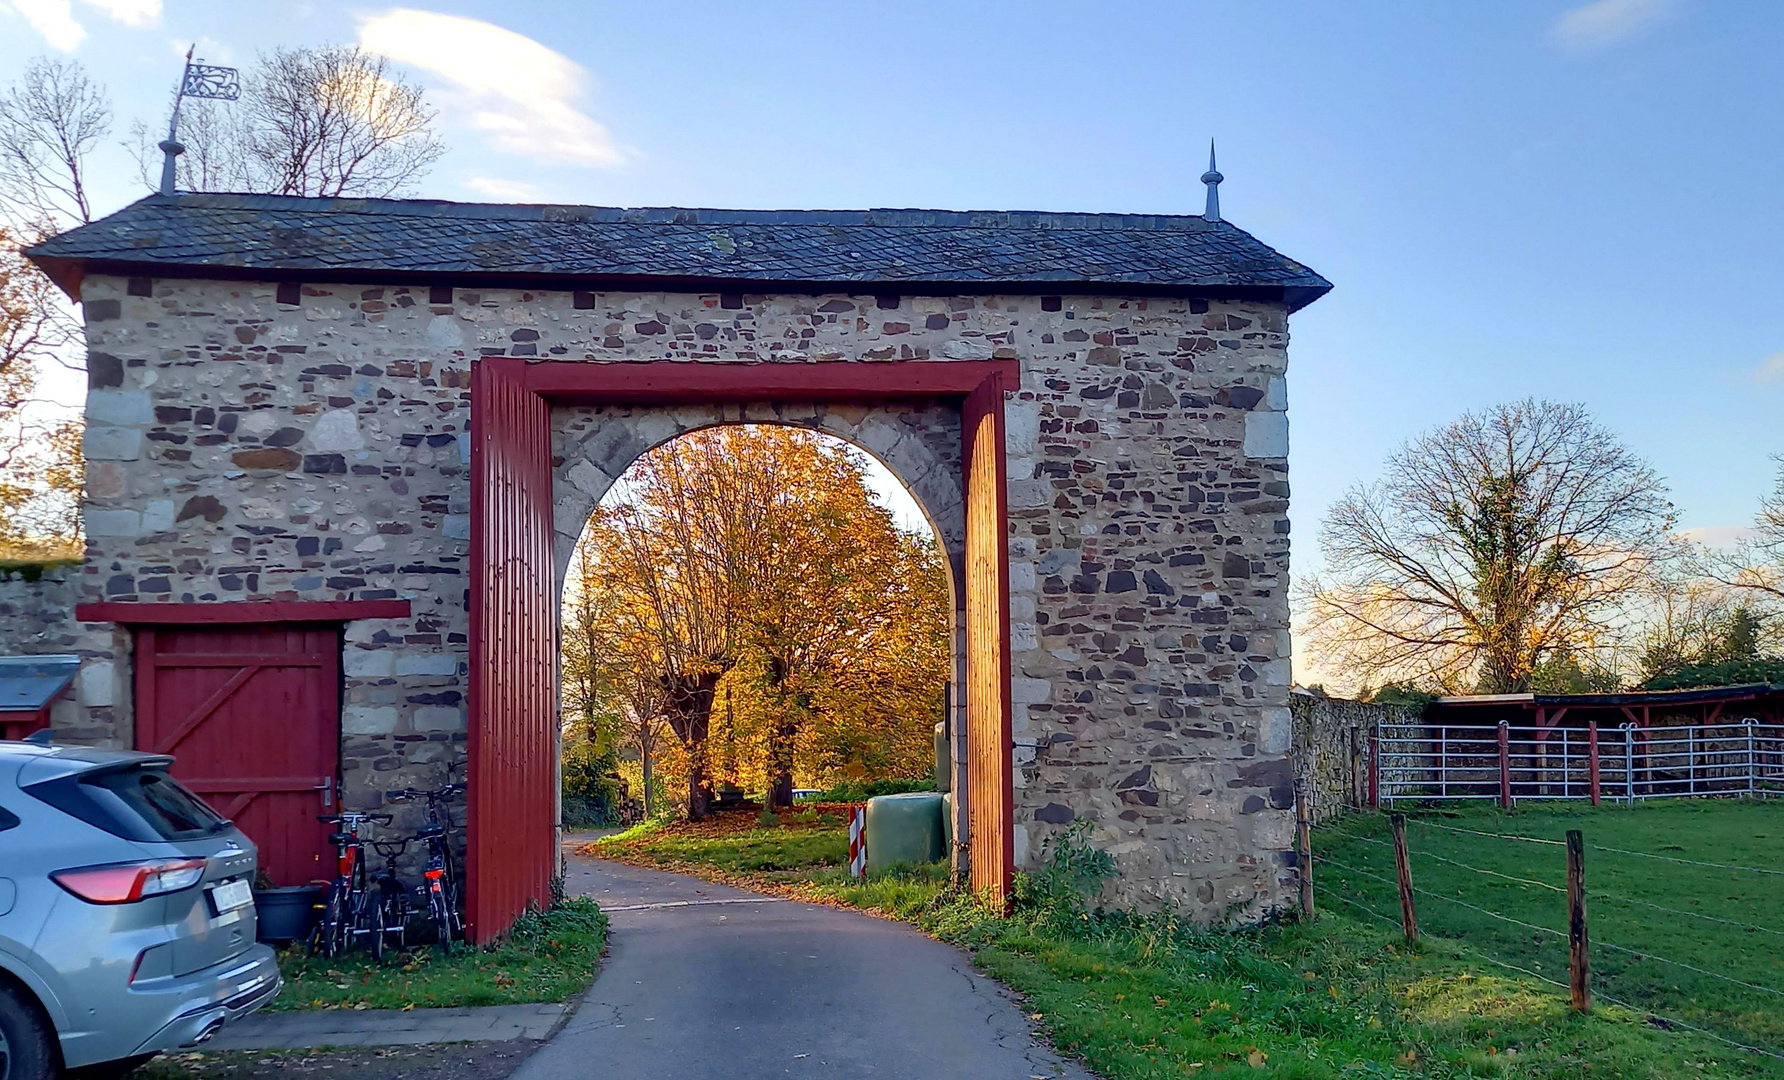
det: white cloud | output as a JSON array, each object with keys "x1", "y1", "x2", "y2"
[
  {"x1": 79, "y1": 0, "x2": 158, "y2": 26},
  {"x1": 1680, "y1": 525, "x2": 1755, "y2": 551},
  {"x1": 1553, "y1": 0, "x2": 1676, "y2": 49},
  {"x1": 5, "y1": 0, "x2": 87, "y2": 51},
  {"x1": 1755, "y1": 352, "x2": 1784, "y2": 383},
  {"x1": 357, "y1": 8, "x2": 625, "y2": 169},
  {"x1": 4, "y1": 0, "x2": 160, "y2": 51},
  {"x1": 462, "y1": 175, "x2": 550, "y2": 202}
]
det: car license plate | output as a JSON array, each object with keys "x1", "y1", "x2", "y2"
[{"x1": 209, "y1": 878, "x2": 253, "y2": 914}]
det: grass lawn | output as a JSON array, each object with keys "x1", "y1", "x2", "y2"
[
  {"x1": 270, "y1": 898, "x2": 607, "y2": 1011},
  {"x1": 1317, "y1": 799, "x2": 1784, "y2": 1058},
  {"x1": 597, "y1": 802, "x2": 853, "y2": 875},
  {"x1": 596, "y1": 803, "x2": 1784, "y2": 1079}
]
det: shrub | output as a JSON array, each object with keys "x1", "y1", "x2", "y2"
[
  {"x1": 816, "y1": 777, "x2": 935, "y2": 802},
  {"x1": 561, "y1": 741, "x2": 621, "y2": 828}
]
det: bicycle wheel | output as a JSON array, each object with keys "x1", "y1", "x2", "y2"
[
  {"x1": 311, "y1": 884, "x2": 348, "y2": 959},
  {"x1": 373, "y1": 878, "x2": 409, "y2": 957},
  {"x1": 353, "y1": 887, "x2": 386, "y2": 962},
  {"x1": 427, "y1": 877, "x2": 455, "y2": 952}
]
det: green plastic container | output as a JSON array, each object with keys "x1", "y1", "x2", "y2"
[{"x1": 865, "y1": 792, "x2": 946, "y2": 867}]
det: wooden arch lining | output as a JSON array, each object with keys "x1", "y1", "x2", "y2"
[{"x1": 468, "y1": 358, "x2": 1015, "y2": 941}]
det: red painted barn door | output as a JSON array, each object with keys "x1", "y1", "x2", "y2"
[
  {"x1": 468, "y1": 358, "x2": 557, "y2": 944},
  {"x1": 134, "y1": 624, "x2": 341, "y2": 885},
  {"x1": 963, "y1": 372, "x2": 1014, "y2": 910}
]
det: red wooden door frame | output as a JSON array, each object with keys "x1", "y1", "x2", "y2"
[{"x1": 469, "y1": 357, "x2": 1017, "y2": 941}]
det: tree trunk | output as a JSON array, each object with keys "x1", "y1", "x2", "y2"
[
  {"x1": 640, "y1": 725, "x2": 654, "y2": 821},
  {"x1": 763, "y1": 657, "x2": 803, "y2": 810},
  {"x1": 663, "y1": 669, "x2": 722, "y2": 821}
]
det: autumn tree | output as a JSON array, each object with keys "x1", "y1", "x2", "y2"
[
  {"x1": 562, "y1": 541, "x2": 668, "y2": 820},
  {"x1": 0, "y1": 231, "x2": 79, "y2": 554},
  {"x1": 0, "y1": 58, "x2": 99, "y2": 555},
  {"x1": 567, "y1": 425, "x2": 950, "y2": 818},
  {"x1": 1301, "y1": 399, "x2": 1676, "y2": 694}
]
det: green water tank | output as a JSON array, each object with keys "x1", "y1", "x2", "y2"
[
  {"x1": 865, "y1": 792, "x2": 946, "y2": 867},
  {"x1": 934, "y1": 722, "x2": 950, "y2": 792}
]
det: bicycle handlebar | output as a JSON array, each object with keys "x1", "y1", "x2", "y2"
[
  {"x1": 317, "y1": 812, "x2": 393, "y2": 826},
  {"x1": 390, "y1": 783, "x2": 464, "y2": 801}
]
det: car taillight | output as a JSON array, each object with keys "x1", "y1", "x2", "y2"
[{"x1": 51, "y1": 858, "x2": 208, "y2": 904}]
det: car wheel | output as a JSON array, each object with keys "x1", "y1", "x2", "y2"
[{"x1": 0, "y1": 980, "x2": 57, "y2": 1080}]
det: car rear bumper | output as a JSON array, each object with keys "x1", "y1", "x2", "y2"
[{"x1": 128, "y1": 945, "x2": 282, "y2": 1057}]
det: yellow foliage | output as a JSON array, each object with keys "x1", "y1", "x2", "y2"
[{"x1": 563, "y1": 424, "x2": 950, "y2": 812}]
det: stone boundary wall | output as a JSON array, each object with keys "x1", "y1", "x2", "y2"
[{"x1": 1290, "y1": 690, "x2": 1419, "y2": 823}]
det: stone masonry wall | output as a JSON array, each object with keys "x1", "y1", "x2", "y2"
[
  {"x1": 71, "y1": 275, "x2": 1295, "y2": 919},
  {"x1": 1290, "y1": 690, "x2": 1418, "y2": 824},
  {"x1": 0, "y1": 567, "x2": 99, "y2": 737}
]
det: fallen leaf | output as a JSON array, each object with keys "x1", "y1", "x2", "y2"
[{"x1": 1247, "y1": 1049, "x2": 1267, "y2": 1068}]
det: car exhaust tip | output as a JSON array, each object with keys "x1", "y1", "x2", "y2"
[{"x1": 193, "y1": 1018, "x2": 225, "y2": 1045}]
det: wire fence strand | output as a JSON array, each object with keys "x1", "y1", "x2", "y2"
[
  {"x1": 1592, "y1": 988, "x2": 1784, "y2": 1063},
  {"x1": 1407, "y1": 819, "x2": 1567, "y2": 846},
  {"x1": 1589, "y1": 844, "x2": 1784, "y2": 878},
  {"x1": 1314, "y1": 854, "x2": 1567, "y2": 939},
  {"x1": 1405, "y1": 847, "x2": 1567, "y2": 893},
  {"x1": 1596, "y1": 939, "x2": 1784, "y2": 999},
  {"x1": 1593, "y1": 890, "x2": 1784, "y2": 939}
]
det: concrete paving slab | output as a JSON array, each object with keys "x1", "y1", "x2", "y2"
[{"x1": 208, "y1": 1001, "x2": 568, "y2": 1050}]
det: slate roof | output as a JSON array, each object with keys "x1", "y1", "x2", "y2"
[
  {"x1": 27, "y1": 193, "x2": 1332, "y2": 310},
  {"x1": 0, "y1": 655, "x2": 79, "y2": 714}
]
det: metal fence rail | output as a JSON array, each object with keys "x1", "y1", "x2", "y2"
[{"x1": 1374, "y1": 720, "x2": 1784, "y2": 807}]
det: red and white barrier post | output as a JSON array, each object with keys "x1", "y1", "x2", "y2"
[{"x1": 848, "y1": 805, "x2": 867, "y2": 879}]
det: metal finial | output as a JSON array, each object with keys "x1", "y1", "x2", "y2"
[
  {"x1": 1201, "y1": 139, "x2": 1223, "y2": 223},
  {"x1": 158, "y1": 44, "x2": 240, "y2": 197}
]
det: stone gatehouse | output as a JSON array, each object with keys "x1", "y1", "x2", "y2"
[{"x1": 17, "y1": 195, "x2": 1329, "y2": 926}]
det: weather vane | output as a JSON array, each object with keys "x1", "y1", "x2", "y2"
[{"x1": 158, "y1": 45, "x2": 240, "y2": 197}]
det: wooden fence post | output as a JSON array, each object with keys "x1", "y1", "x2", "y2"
[
  {"x1": 1567, "y1": 829, "x2": 1590, "y2": 1013},
  {"x1": 1296, "y1": 779, "x2": 1315, "y2": 919},
  {"x1": 1389, "y1": 812, "x2": 1418, "y2": 945},
  {"x1": 1588, "y1": 721, "x2": 1601, "y2": 806},
  {"x1": 1497, "y1": 720, "x2": 1512, "y2": 809}
]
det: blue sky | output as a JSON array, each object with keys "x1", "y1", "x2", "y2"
[{"x1": 4, "y1": 0, "x2": 1781, "y2": 553}]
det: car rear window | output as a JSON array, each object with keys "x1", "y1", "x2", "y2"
[{"x1": 25, "y1": 764, "x2": 227, "y2": 843}]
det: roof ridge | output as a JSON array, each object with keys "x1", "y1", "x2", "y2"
[{"x1": 131, "y1": 193, "x2": 1236, "y2": 233}]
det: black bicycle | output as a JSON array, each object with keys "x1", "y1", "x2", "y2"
[
  {"x1": 311, "y1": 811, "x2": 392, "y2": 959},
  {"x1": 390, "y1": 771, "x2": 465, "y2": 950},
  {"x1": 366, "y1": 836, "x2": 414, "y2": 957}
]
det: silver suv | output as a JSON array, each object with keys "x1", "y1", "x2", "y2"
[{"x1": 0, "y1": 739, "x2": 281, "y2": 1079}]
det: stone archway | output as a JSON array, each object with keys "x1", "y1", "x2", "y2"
[
  {"x1": 548, "y1": 401, "x2": 969, "y2": 837},
  {"x1": 467, "y1": 357, "x2": 1015, "y2": 942}
]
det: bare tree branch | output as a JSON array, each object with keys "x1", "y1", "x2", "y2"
[{"x1": 1300, "y1": 398, "x2": 1676, "y2": 694}]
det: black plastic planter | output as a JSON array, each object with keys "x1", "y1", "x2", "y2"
[{"x1": 254, "y1": 885, "x2": 323, "y2": 944}]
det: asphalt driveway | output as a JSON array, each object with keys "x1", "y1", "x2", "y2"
[{"x1": 512, "y1": 840, "x2": 1096, "y2": 1080}]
